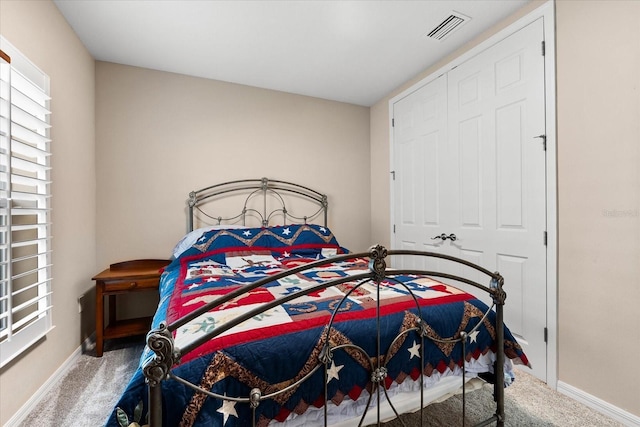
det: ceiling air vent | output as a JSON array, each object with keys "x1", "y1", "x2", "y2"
[{"x1": 425, "y1": 12, "x2": 470, "y2": 41}]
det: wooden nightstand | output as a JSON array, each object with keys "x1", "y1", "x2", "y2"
[{"x1": 92, "y1": 259, "x2": 170, "y2": 357}]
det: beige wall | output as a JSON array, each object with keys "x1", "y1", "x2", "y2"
[
  {"x1": 95, "y1": 63, "x2": 371, "y2": 318},
  {"x1": 0, "y1": 1, "x2": 96, "y2": 425},
  {"x1": 556, "y1": 0, "x2": 640, "y2": 416},
  {"x1": 370, "y1": 0, "x2": 640, "y2": 418},
  {"x1": 95, "y1": 62, "x2": 371, "y2": 266}
]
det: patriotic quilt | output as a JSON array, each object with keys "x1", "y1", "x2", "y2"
[{"x1": 106, "y1": 224, "x2": 528, "y2": 427}]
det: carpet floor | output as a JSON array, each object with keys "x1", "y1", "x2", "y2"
[{"x1": 23, "y1": 337, "x2": 623, "y2": 426}]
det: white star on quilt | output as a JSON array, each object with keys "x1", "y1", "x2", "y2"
[
  {"x1": 197, "y1": 235, "x2": 207, "y2": 243},
  {"x1": 187, "y1": 283, "x2": 200, "y2": 290},
  {"x1": 206, "y1": 277, "x2": 218, "y2": 282},
  {"x1": 243, "y1": 230, "x2": 252, "y2": 237},
  {"x1": 468, "y1": 330, "x2": 479, "y2": 343},
  {"x1": 217, "y1": 394, "x2": 238, "y2": 425},
  {"x1": 326, "y1": 360, "x2": 344, "y2": 382},
  {"x1": 283, "y1": 251, "x2": 290, "y2": 258},
  {"x1": 320, "y1": 227, "x2": 327, "y2": 233},
  {"x1": 282, "y1": 227, "x2": 291, "y2": 236},
  {"x1": 408, "y1": 340, "x2": 421, "y2": 359}
]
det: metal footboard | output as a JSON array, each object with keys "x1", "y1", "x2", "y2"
[{"x1": 144, "y1": 245, "x2": 507, "y2": 427}]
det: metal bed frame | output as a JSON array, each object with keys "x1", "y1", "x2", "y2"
[
  {"x1": 187, "y1": 177, "x2": 328, "y2": 232},
  {"x1": 143, "y1": 178, "x2": 508, "y2": 427}
]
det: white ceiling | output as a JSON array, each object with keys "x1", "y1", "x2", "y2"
[{"x1": 53, "y1": 0, "x2": 530, "y2": 106}]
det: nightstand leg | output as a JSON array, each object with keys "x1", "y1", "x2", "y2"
[{"x1": 96, "y1": 283, "x2": 104, "y2": 357}]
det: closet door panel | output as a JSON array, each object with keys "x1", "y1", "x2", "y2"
[
  {"x1": 447, "y1": 19, "x2": 547, "y2": 380},
  {"x1": 392, "y1": 75, "x2": 449, "y2": 271}
]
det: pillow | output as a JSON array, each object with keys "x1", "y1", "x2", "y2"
[
  {"x1": 264, "y1": 224, "x2": 343, "y2": 256},
  {"x1": 174, "y1": 224, "x2": 347, "y2": 264},
  {"x1": 172, "y1": 225, "x2": 247, "y2": 259},
  {"x1": 175, "y1": 225, "x2": 275, "y2": 264}
]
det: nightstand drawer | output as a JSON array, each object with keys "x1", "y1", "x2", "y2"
[{"x1": 102, "y1": 277, "x2": 159, "y2": 292}]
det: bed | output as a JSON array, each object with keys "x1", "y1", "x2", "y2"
[{"x1": 107, "y1": 178, "x2": 529, "y2": 427}]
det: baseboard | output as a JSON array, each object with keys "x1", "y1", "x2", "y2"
[
  {"x1": 4, "y1": 335, "x2": 93, "y2": 427},
  {"x1": 557, "y1": 380, "x2": 640, "y2": 426}
]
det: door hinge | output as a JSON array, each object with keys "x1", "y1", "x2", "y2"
[
  {"x1": 393, "y1": 224, "x2": 396, "y2": 233},
  {"x1": 535, "y1": 134, "x2": 547, "y2": 151},
  {"x1": 541, "y1": 40, "x2": 546, "y2": 56},
  {"x1": 390, "y1": 171, "x2": 396, "y2": 180},
  {"x1": 543, "y1": 231, "x2": 548, "y2": 246},
  {"x1": 544, "y1": 327, "x2": 548, "y2": 343},
  {"x1": 392, "y1": 118, "x2": 395, "y2": 127}
]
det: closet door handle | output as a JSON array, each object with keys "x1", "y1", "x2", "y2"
[{"x1": 431, "y1": 233, "x2": 457, "y2": 241}]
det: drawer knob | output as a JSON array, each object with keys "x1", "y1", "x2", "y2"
[{"x1": 129, "y1": 282, "x2": 138, "y2": 288}]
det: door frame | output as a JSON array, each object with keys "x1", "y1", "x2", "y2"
[{"x1": 388, "y1": 1, "x2": 557, "y2": 388}]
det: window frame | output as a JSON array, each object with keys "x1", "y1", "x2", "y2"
[{"x1": 0, "y1": 37, "x2": 53, "y2": 368}]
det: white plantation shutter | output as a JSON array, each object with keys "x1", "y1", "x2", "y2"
[{"x1": 0, "y1": 38, "x2": 53, "y2": 368}]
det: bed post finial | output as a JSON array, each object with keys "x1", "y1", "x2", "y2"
[
  {"x1": 490, "y1": 273, "x2": 506, "y2": 305},
  {"x1": 321, "y1": 195, "x2": 328, "y2": 227},
  {"x1": 144, "y1": 323, "x2": 175, "y2": 386},
  {"x1": 144, "y1": 323, "x2": 176, "y2": 426},
  {"x1": 187, "y1": 191, "x2": 198, "y2": 232},
  {"x1": 188, "y1": 191, "x2": 197, "y2": 208},
  {"x1": 368, "y1": 244, "x2": 388, "y2": 283}
]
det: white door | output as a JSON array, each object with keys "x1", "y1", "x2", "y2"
[
  {"x1": 393, "y1": 74, "x2": 451, "y2": 273},
  {"x1": 392, "y1": 19, "x2": 547, "y2": 381}
]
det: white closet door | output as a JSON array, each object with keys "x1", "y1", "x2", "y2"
[
  {"x1": 393, "y1": 18, "x2": 547, "y2": 381},
  {"x1": 392, "y1": 74, "x2": 451, "y2": 273}
]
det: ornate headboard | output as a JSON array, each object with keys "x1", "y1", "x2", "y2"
[{"x1": 187, "y1": 177, "x2": 328, "y2": 232}]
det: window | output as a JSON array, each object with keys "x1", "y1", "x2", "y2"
[{"x1": 0, "y1": 38, "x2": 53, "y2": 368}]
